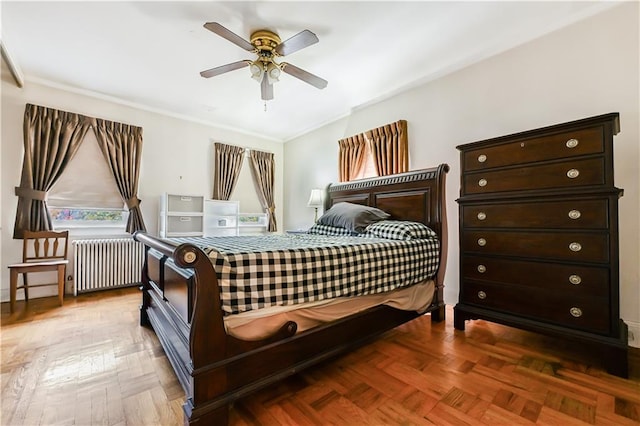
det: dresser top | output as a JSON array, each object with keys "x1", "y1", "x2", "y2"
[{"x1": 457, "y1": 112, "x2": 619, "y2": 151}]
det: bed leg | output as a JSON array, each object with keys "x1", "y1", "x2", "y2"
[
  {"x1": 139, "y1": 286, "x2": 150, "y2": 327},
  {"x1": 139, "y1": 305, "x2": 150, "y2": 327},
  {"x1": 430, "y1": 305, "x2": 446, "y2": 323}
]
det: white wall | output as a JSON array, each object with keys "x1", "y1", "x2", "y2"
[
  {"x1": 2, "y1": 3, "x2": 637, "y2": 345},
  {"x1": 1, "y1": 76, "x2": 283, "y2": 301},
  {"x1": 283, "y1": 3, "x2": 640, "y2": 343}
]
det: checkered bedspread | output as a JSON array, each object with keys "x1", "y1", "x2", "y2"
[{"x1": 170, "y1": 233, "x2": 439, "y2": 315}]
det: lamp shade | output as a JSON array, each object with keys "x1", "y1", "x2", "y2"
[
  {"x1": 266, "y1": 63, "x2": 281, "y2": 84},
  {"x1": 307, "y1": 189, "x2": 323, "y2": 208},
  {"x1": 250, "y1": 61, "x2": 263, "y2": 82}
]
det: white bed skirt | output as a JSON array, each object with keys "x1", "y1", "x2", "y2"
[{"x1": 224, "y1": 280, "x2": 435, "y2": 340}]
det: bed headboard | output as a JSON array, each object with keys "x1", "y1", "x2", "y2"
[
  {"x1": 326, "y1": 164, "x2": 449, "y2": 288},
  {"x1": 327, "y1": 164, "x2": 448, "y2": 237}
]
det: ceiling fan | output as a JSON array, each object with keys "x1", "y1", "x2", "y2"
[{"x1": 200, "y1": 22, "x2": 328, "y2": 101}]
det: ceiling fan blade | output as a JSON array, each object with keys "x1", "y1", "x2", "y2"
[
  {"x1": 281, "y1": 63, "x2": 328, "y2": 89},
  {"x1": 275, "y1": 30, "x2": 319, "y2": 56},
  {"x1": 200, "y1": 60, "x2": 249, "y2": 78},
  {"x1": 204, "y1": 22, "x2": 255, "y2": 52},
  {"x1": 261, "y1": 77, "x2": 274, "y2": 100}
]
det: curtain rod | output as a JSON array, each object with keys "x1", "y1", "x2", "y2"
[
  {"x1": 243, "y1": 147, "x2": 273, "y2": 154},
  {"x1": 214, "y1": 141, "x2": 274, "y2": 155}
]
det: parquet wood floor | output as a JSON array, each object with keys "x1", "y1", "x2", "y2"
[{"x1": 1, "y1": 287, "x2": 638, "y2": 425}]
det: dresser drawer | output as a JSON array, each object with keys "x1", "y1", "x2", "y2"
[
  {"x1": 463, "y1": 127, "x2": 603, "y2": 171},
  {"x1": 460, "y1": 279, "x2": 610, "y2": 334},
  {"x1": 462, "y1": 157, "x2": 605, "y2": 195},
  {"x1": 462, "y1": 230, "x2": 609, "y2": 263},
  {"x1": 461, "y1": 255, "x2": 610, "y2": 298},
  {"x1": 462, "y1": 199, "x2": 608, "y2": 229}
]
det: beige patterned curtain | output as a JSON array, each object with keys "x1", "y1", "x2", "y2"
[
  {"x1": 249, "y1": 150, "x2": 277, "y2": 232},
  {"x1": 337, "y1": 133, "x2": 368, "y2": 182},
  {"x1": 367, "y1": 120, "x2": 408, "y2": 176},
  {"x1": 92, "y1": 119, "x2": 147, "y2": 234},
  {"x1": 212, "y1": 143, "x2": 245, "y2": 200},
  {"x1": 13, "y1": 104, "x2": 92, "y2": 238}
]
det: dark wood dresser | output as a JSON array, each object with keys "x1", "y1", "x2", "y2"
[{"x1": 454, "y1": 113, "x2": 628, "y2": 377}]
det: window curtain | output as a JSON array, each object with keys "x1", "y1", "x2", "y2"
[
  {"x1": 337, "y1": 133, "x2": 368, "y2": 182},
  {"x1": 212, "y1": 143, "x2": 245, "y2": 200},
  {"x1": 249, "y1": 150, "x2": 277, "y2": 232},
  {"x1": 92, "y1": 119, "x2": 147, "y2": 234},
  {"x1": 366, "y1": 119, "x2": 408, "y2": 176},
  {"x1": 13, "y1": 104, "x2": 91, "y2": 238}
]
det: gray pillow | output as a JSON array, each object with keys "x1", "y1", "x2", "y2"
[{"x1": 317, "y1": 202, "x2": 390, "y2": 233}]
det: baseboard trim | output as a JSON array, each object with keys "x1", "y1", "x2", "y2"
[{"x1": 627, "y1": 320, "x2": 640, "y2": 348}]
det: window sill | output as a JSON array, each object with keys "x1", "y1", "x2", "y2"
[{"x1": 54, "y1": 224, "x2": 130, "y2": 239}]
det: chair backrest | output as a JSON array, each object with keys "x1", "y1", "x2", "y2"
[{"x1": 22, "y1": 230, "x2": 69, "y2": 263}]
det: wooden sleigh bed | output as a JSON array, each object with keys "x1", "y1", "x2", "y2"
[{"x1": 134, "y1": 164, "x2": 449, "y2": 425}]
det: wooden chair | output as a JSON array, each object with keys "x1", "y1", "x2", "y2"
[{"x1": 8, "y1": 230, "x2": 69, "y2": 313}]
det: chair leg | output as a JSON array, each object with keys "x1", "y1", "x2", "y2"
[
  {"x1": 23, "y1": 273, "x2": 29, "y2": 302},
  {"x1": 9, "y1": 269, "x2": 18, "y2": 313},
  {"x1": 57, "y1": 266, "x2": 65, "y2": 306}
]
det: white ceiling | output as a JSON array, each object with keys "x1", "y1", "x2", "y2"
[{"x1": 1, "y1": 1, "x2": 618, "y2": 142}]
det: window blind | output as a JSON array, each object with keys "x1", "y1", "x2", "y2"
[{"x1": 48, "y1": 130, "x2": 124, "y2": 209}]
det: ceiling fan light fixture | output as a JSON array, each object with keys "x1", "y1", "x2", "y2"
[
  {"x1": 266, "y1": 63, "x2": 281, "y2": 84},
  {"x1": 249, "y1": 61, "x2": 264, "y2": 82}
]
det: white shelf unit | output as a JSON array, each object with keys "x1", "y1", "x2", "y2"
[
  {"x1": 204, "y1": 200, "x2": 239, "y2": 237},
  {"x1": 159, "y1": 194, "x2": 205, "y2": 238},
  {"x1": 238, "y1": 213, "x2": 268, "y2": 235}
]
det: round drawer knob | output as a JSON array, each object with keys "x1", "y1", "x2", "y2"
[
  {"x1": 477, "y1": 264, "x2": 487, "y2": 273},
  {"x1": 566, "y1": 138, "x2": 579, "y2": 148},
  {"x1": 477, "y1": 212, "x2": 487, "y2": 221},
  {"x1": 477, "y1": 291, "x2": 487, "y2": 300},
  {"x1": 478, "y1": 178, "x2": 488, "y2": 187},
  {"x1": 477, "y1": 238, "x2": 487, "y2": 247},
  {"x1": 567, "y1": 169, "x2": 580, "y2": 179},
  {"x1": 477, "y1": 154, "x2": 487, "y2": 163},
  {"x1": 569, "y1": 274, "x2": 582, "y2": 285},
  {"x1": 569, "y1": 242, "x2": 582, "y2": 252},
  {"x1": 568, "y1": 210, "x2": 581, "y2": 220},
  {"x1": 570, "y1": 307, "x2": 583, "y2": 318}
]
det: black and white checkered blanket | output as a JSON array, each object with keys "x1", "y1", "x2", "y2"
[{"x1": 171, "y1": 233, "x2": 439, "y2": 315}]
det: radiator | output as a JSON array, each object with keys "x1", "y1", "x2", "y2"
[{"x1": 72, "y1": 238, "x2": 145, "y2": 295}]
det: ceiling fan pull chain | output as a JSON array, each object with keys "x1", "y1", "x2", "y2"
[{"x1": 264, "y1": 101, "x2": 267, "y2": 112}]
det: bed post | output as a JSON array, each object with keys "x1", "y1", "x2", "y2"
[
  {"x1": 431, "y1": 163, "x2": 449, "y2": 323},
  {"x1": 136, "y1": 232, "x2": 151, "y2": 327},
  {"x1": 133, "y1": 232, "x2": 233, "y2": 425},
  {"x1": 172, "y1": 243, "x2": 230, "y2": 425}
]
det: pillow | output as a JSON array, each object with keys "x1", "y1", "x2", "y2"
[
  {"x1": 317, "y1": 202, "x2": 390, "y2": 233},
  {"x1": 307, "y1": 223, "x2": 357, "y2": 236},
  {"x1": 364, "y1": 220, "x2": 437, "y2": 241}
]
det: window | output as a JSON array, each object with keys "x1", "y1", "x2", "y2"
[
  {"x1": 49, "y1": 208, "x2": 127, "y2": 225},
  {"x1": 48, "y1": 130, "x2": 126, "y2": 232},
  {"x1": 351, "y1": 144, "x2": 378, "y2": 180},
  {"x1": 339, "y1": 120, "x2": 408, "y2": 182}
]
